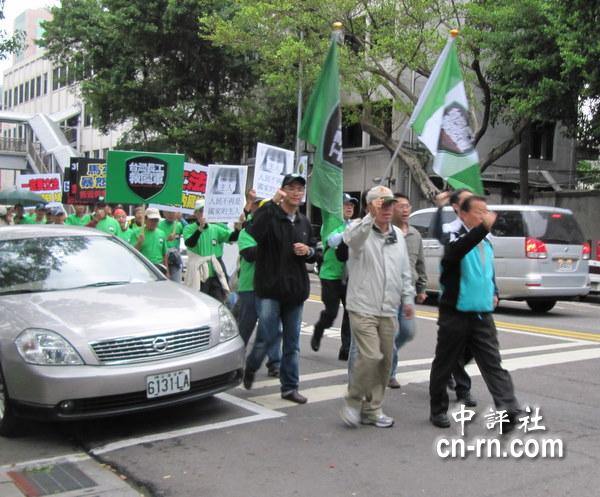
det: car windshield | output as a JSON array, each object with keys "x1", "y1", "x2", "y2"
[
  {"x1": 0, "y1": 235, "x2": 161, "y2": 295},
  {"x1": 522, "y1": 211, "x2": 584, "y2": 244}
]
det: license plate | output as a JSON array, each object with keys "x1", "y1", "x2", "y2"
[
  {"x1": 146, "y1": 369, "x2": 191, "y2": 399},
  {"x1": 556, "y1": 259, "x2": 574, "y2": 272}
]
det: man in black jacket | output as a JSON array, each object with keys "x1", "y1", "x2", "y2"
[{"x1": 243, "y1": 174, "x2": 317, "y2": 404}]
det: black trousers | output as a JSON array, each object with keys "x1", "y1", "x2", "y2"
[
  {"x1": 201, "y1": 275, "x2": 227, "y2": 303},
  {"x1": 313, "y1": 278, "x2": 351, "y2": 353},
  {"x1": 453, "y1": 348, "x2": 472, "y2": 397},
  {"x1": 429, "y1": 308, "x2": 519, "y2": 415}
]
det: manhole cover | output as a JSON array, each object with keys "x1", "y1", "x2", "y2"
[{"x1": 8, "y1": 462, "x2": 97, "y2": 496}]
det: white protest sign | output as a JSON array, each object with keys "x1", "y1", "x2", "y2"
[
  {"x1": 18, "y1": 173, "x2": 62, "y2": 202},
  {"x1": 253, "y1": 143, "x2": 295, "y2": 199},
  {"x1": 204, "y1": 165, "x2": 248, "y2": 222}
]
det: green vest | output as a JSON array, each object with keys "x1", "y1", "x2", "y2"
[
  {"x1": 237, "y1": 229, "x2": 257, "y2": 292},
  {"x1": 131, "y1": 228, "x2": 167, "y2": 264},
  {"x1": 158, "y1": 219, "x2": 183, "y2": 249},
  {"x1": 319, "y1": 223, "x2": 346, "y2": 281},
  {"x1": 182, "y1": 223, "x2": 232, "y2": 277},
  {"x1": 65, "y1": 214, "x2": 91, "y2": 226}
]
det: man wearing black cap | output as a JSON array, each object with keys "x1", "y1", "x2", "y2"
[
  {"x1": 243, "y1": 173, "x2": 317, "y2": 404},
  {"x1": 21, "y1": 203, "x2": 48, "y2": 224},
  {"x1": 310, "y1": 193, "x2": 356, "y2": 360}
]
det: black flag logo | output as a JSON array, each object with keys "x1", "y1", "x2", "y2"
[
  {"x1": 323, "y1": 105, "x2": 343, "y2": 168},
  {"x1": 125, "y1": 156, "x2": 168, "y2": 200}
]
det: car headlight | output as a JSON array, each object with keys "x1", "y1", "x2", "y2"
[
  {"x1": 218, "y1": 305, "x2": 238, "y2": 343},
  {"x1": 15, "y1": 329, "x2": 84, "y2": 365}
]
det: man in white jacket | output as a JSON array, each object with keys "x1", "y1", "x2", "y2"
[{"x1": 340, "y1": 185, "x2": 415, "y2": 428}]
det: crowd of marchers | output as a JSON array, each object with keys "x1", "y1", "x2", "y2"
[{"x1": 0, "y1": 174, "x2": 523, "y2": 430}]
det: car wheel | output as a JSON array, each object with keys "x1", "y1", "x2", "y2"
[
  {"x1": 526, "y1": 299, "x2": 557, "y2": 313},
  {"x1": 0, "y1": 364, "x2": 23, "y2": 437}
]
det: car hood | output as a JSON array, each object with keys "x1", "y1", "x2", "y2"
[{"x1": 0, "y1": 281, "x2": 221, "y2": 342}]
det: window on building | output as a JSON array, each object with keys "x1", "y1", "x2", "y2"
[
  {"x1": 342, "y1": 105, "x2": 363, "y2": 148},
  {"x1": 102, "y1": 148, "x2": 109, "y2": 158},
  {"x1": 24, "y1": 82, "x2": 29, "y2": 102},
  {"x1": 19, "y1": 84, "x2": 24, "y2": 104},
  {"x1": 43, "y1": 73, "x2": 48, "y2": 94},
  {"x1": 36, "y1": 76, "x2": 41, "y2": 97},
  {"x1": 8, "y1": 88, "x2": 11, "y2": 108},
  {"x1": 84, "y1": 151, "x2": 90, "y2": 158},
  {"x1": 52, "y1": 67, "x2": 59, "y2": 90},
  {"x1": 530, "y1": 122, "x2": 555, "y2": 161},
  {"x1": 84, "y1": 111, "x2": 92, "y2": 127},
  {"x1": 369, "y1": 100, "x2": 393, "y2": 147},
  {"x1": 29, "y1": 79, "x2": 35, "y2": 100},
  {"x1": 67, "y1": 64, "x2": 76, "y2": 85},
  {"x1": 3, "y1": 92, "x2": 7, "y2": 109},
  {"x1": 93, "y1": 149, "x2": 100, "y2": 158}
]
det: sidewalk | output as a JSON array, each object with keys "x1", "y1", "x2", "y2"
[{"x1": 0, "y1": 453, "x2": 147, "y2": 497}]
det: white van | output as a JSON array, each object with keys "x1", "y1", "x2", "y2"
[{"x1": 410, "y1": 205, "x2": 591, "y2": 312}]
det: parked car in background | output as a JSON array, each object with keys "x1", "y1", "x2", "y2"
[
  {"x1": 589, "y1": 260, "x2": 600, "y2": 294},
  {"x1": 410, "y1": 205, "x2": 591, "y2": 312},
  {"x1": 0, "y1": 225, "x2": 244, "y2": 437}
]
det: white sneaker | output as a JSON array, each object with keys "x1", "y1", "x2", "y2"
[
  {"x1": 360, "y1": 412, "x2": 394, "y2": 428},
  {"x1": 340, "y1": 404, "x2": 361, "y2": 428}
]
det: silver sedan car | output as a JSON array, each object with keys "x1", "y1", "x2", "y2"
[{"x1": 0, "y1": 225, "x2": 244, "y2": 437}]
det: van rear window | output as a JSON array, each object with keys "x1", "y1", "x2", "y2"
[{"x1": 522, "y1": 211, "x2": 584, "y2": 244}]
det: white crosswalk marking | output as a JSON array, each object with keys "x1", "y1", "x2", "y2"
[{"x1": 247, "y1": 345, "x2": 600, "y2": 409}]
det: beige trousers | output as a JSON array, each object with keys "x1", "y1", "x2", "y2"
[{"x1": 346, "y1": 311, "x2": 397, "y2": 415}]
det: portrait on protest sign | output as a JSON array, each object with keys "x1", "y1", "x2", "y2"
[
  {"x1": 253, "y1": 143, "x2": 295, "y2": 199},
  {"x1": 205, "y1": 165, "x2": 247, "y2": 222}
]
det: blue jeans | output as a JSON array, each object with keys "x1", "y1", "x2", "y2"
[
  {"x1": 246, "y1": 298, "x2": 303, "y2": 394},
  {"x1": 390, "y1": 308, "x2": 416, "y2": 378},
  {"x1": 237, "y1": 291, "x2": 281, "y2": 369}
]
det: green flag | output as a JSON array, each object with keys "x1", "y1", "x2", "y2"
[
  {"x1": 409, "y1": 34, "x2": 484, "y2": 194},
  {"x1": 299, "y1": 30, "x2": 344, "y2": 238}
]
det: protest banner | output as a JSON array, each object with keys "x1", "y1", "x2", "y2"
[
  {"x1": 253, "y1": 143, "x2": 294, "y2": 199},
  {"x1": 204, "y1": 165, "x2": 248, "y2": 222},
  {"x1": 106, "y1": 150, "x2": 184, "y2": 205},
  {"x1": 62, "y1": 158, "x2": 107, "y2": 204},
  {"x1": 149, "y1": 163, "x2": 208, "y2": 214},
  {"x1": 18, "y1": 173, "x2": 62, "y2": 203}
]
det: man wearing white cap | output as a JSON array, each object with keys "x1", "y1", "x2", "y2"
[
  {"x1": 340, "y1": 185, "x2": 415, "y2": 428},
  {"x1": 130, "y1": 207, "x2": 168, "y2": 271}
]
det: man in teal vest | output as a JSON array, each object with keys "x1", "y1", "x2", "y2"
[
  {"x1": 310, "y1": 193, "x2": 357, "y2": 361},
  {"x1": 429, "y1": 195, "x2": 521, "y2": 429}
]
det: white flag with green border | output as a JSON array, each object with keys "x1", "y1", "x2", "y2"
[{"x1": 409, "y1": 36, "x2": 483, "y2": 194}]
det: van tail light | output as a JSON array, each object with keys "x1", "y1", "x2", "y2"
[
  {"x1": 582, "y1": 242, "x2": 591, "y2": 260},
  {"x1": 525, "y1": 237, "x2": 547, "y2": 259}
]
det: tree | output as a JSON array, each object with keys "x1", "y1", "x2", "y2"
[
  {"x1": 39, "y1": 0, "x2": 296, "y2": 163},
  {"x1": 204, "y1": 0, "x2": 593, "y2": 199},
  {"x1": 0, "y1": 0, "x2": 25, "y2": 62}
]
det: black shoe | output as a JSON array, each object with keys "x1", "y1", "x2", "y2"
[
  {"x1": 310, "y1": 333, "x2": 321, "y2": 352},
  {"x1": 503, "y1": 409, "x2": 525, "y2": 434},
  {"x1": 243, "y1": 369, "x2": 255, "y2": 390},
  {"x1": 281, "y1": 390, "x2": 307, "y2": 404},
  {"x1": 456, "y1": 393, "x2": 477, "y2": 407},
  {"x1": 447, "y1": 376, "x2": 456, "y2": 391},
  {"x1": 430, "y1": 413, "x2": 451, "y2": 428},
  {"x1": 267, "y1": 367, "x2": 280, "y2": 378},
  {"x1": 338, "y1": 348, "x2": 349, "y2": 361}
]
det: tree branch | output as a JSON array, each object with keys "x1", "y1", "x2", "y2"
[{"x1": 480, "y1": 119, "x2": 530, "y2": 172}]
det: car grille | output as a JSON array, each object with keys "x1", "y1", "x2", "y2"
[
  {"x1": 56, "y1": 370, "x2": 243, "y2": 417},
  {"x1": 90, "y1": 326, "x2": 213, "y2": 364}
]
